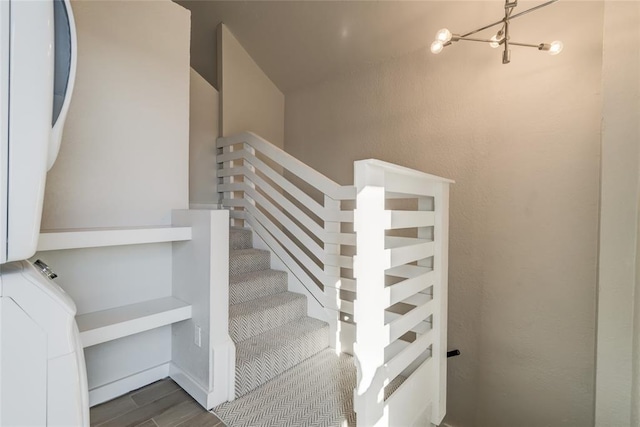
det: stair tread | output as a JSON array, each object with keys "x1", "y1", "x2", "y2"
[
  {"x1": 230, "y1": 227, "x2": 253, "y2": 250},
  {"x1": 230, "y1": 291, "x2": 306, "y2": 318},
  {"x1": 236, "y1": 317, "x2": 328, "y2": 362},
  {"x1": 230, "y1": 248, "x2": 271, "y2": 275},
  {"x1": 230, "y1": 269, "x2": 286, "y2": 285},
  {"x1": 235, "y1": 317, "x2": 330, "y2": 397},
  {"x1": 229, "y1": 292, "x2": 307, "y2": 342},
  {"x1": 230, "y1": 248, "x2": 269, "y2": 256},
  {"x1": 229, "y1": 269, "x2": 288, "y2": 305}
]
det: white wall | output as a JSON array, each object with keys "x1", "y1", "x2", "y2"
[
  {"x1": 217, "y1": 23, "x2": 284, "y2": 147},
  {"x1": 189, "y1": 68, "x2": 219, "y2": 207},
  {"x1": 596, "y1": 2, "x2": 640, "y2": 426},
  {"x1": 284, "y1": 2, "x2": 603, "y2": 426},
  {"x1": 37, "y1": 0, "x2": 191, "y2": 399}
]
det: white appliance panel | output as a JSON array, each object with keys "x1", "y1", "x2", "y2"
[{"x1": 6, "y1": 1, "x2": 54, "y2": 262}]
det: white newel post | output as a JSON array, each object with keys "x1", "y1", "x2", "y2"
[
  {"x1": 353, "y1": 161, "x2": 387, "y2": 426},
  {"x1": 431, "y1": 182, "x2": 449, "y2": 425},
  {"x1": 324, "y1": 195, "x2": 341, "y2": 350}
]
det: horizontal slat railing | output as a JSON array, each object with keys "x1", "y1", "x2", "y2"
[
  {"x1": 353, "y1": 159, "x2": 451, "y2": 427},
  {"x1": 216, "y1": 134, "x2": 451, "y2": 427},
  {"x1": 216, "y1": 132, "x2": 357, "y2": 340},
  {"x1": 218, "y1": 132, "x2": 356, "y2": 201}
]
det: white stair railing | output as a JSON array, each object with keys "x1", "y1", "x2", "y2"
[
  {"x1": 353, "y1": 160, "x2": 452, "y2": 427},
  {"x1": 216, "y1": 132, "x2": 357, "y2": 331},
  {"x1": 216, "y1": 133, "x2": 452, "y2": 426}
]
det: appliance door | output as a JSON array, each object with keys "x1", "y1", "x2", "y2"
[
  {"x1": 3, "y1": 0, "x2": 77, "y2": 263},
  {"x1": 49, "y1": 0, "x2": 77, "y2": 171}
]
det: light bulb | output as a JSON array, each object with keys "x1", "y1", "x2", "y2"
[
  {"x1": 489, "y1": 34, "x2": 501, "y2": 49},
  {"x1": 548, "y1": 40, "x2": 563, "y2": 55},
  {"x1": 430, "y1": 40, "x2": 444, "y2": 54},
  {"x1": 435, "y1": 28, "x2": 452, "y2": 43}
]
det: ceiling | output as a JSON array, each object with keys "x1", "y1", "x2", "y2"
[{"x1": 176, "y1": 1, "x2": 563, "y2": 93}]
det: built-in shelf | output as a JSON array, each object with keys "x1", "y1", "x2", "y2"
[
  {"x1": 37, "y1": 226, "x2": 192, "y2": 251},
  {"x1": 76, "y1": 297, "x2": 192, "y2": 348}
]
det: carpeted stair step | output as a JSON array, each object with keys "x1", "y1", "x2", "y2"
[
  {"x1": 230, "y1": 227, "x2": 253, "y2": 250},
  {"x1": 215, "y1": 348, "x2": 357, "y2": 427},
  {"x1": 230, "y1": 248, "x2": 271, "y2": 276},
  {"x1": 230, "y1": 269, "x2": 288, "y2": 305},
  {"x1": 230, "y1": 291, "x2": 307, "y2": 342},
  {"x1": 235, "y1": 317, "x2": 330, "y2": 398}
]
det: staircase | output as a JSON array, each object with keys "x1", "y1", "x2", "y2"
[
  {"x1": 214, "y1": 132, "x2": 452, "y2": 427},
  {"x1": 214, "y1": 227, "x2": 357, "y2": 426}
]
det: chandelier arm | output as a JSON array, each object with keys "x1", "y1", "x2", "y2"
[
  {"x1": 508, "y1": 0, "x2": 559, "y2": 21},
  {"x1": 460, "y1": 0, "x2": 559, "y2": 38}
]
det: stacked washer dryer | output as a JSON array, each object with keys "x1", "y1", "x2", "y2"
[{"x1": 0, "y1": 0, "x2": 89, "y2": 426}]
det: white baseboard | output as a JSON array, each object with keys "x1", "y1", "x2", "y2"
[
  {"x1": 170, "y1": 362, "x2": 231, "y2": 410},
  {"x1": 89, "y1": 363, "x2": 170, "y2": 407}
]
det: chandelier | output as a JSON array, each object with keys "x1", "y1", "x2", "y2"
[{"x1": 430, "y1": 0, "x2": 563, "y2": 64}]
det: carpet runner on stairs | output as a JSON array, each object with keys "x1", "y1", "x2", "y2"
[{"x1": 214, "y1": 227, "x2": 408, "y2": 427}]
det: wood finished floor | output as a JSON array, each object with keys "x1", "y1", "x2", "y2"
[{"x1": 90, "y1": 378, "x2": 226, "y2": 427}]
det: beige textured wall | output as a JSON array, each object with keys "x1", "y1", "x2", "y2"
[
  {"x1": 189, "y1": 68, "x2": 219, "y2": 206},
  {"x1": 284, "y1": 2, "x2": 603, "y2": 426},
  {"x1": 42, "y1": 0, "x2": 190, "y2": 229},
  {"x1": 218, "y1": 23, "x2": 284, "y2": 148},
  {"x1": 596, "y1": 2, "x2": 640, "y2": 426}
]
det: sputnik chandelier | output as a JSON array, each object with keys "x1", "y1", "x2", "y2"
[{"x1": 430, "y1": 0, "x2": 563, "y2": 64}]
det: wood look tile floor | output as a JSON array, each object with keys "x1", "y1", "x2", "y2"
[{"x1": 90, "y1": 378, "x2": 226, "y2": 427}]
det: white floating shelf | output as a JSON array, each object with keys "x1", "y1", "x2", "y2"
[
  {"x1": 37, "y1": 226, "x2": 192, "y2": 251},
  {"x1": 76, "y1": 297, "x2": 192, "y2": 348}
]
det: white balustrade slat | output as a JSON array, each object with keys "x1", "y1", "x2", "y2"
[
  {"x1": 386, "y1": 210, "x2": 435, "y2": 229},
  {"x1": 384, "y1": 312, "x2": 431, "y2": 335},
  {"x1": 389, "y1": 270, "x2": 435, "y2": 306},
  {"x1": 325, "y1": 232, "x2": 357, "y2": 246},
  {"x1": 385, "y1": 329, "x2": 434, "y2": 383},
  {"x1": 386, "y1": 264, "x2": 432, "y2": 279},
  {"x1": 217, "y1": 165, "x2": 246, "y2": 178},
  {"x1": 388, "y1": 299, "x2": 434, "y2": 344},
  {"x1": 384, "y1": 339, "x2": 410, "y2": 364},
  {"x1": 403, "y1": 292, "x2": 432, "y2": 307},
  {"x1": 387, "y1": 241, "x2": 435, "y2": 269},
  {"x1": 385, "y1": 236, "x2": 430, "y2": 249},
  {"x1": 324, "y1": 287, "x2": 355, "y2": 315},
  {"x1": 324, "y1": 253, "x2": 354, "y2": 269},
  {"x1": 217, "y1": 149, "x2": 247, "y2": 164},
  {"x1": 333, "y1": 277, "x2": 356, "y2": 292}
]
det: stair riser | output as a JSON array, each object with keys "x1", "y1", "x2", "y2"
[
  {"x1": 230, "y1": 229, "x2": 253, "y2": 250},
  {"x1": 230, "y1": 296, "x2": 307, "y2": 342},
  {"x1": 230, "y1": 251, "x2": 271, "y2": 276},
  {"x1": 235, "y1": 324, "x2": 330, "y2": 398},
  {"x1": 230, "y1": 271, "x2": 288, "y2": 305}
]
